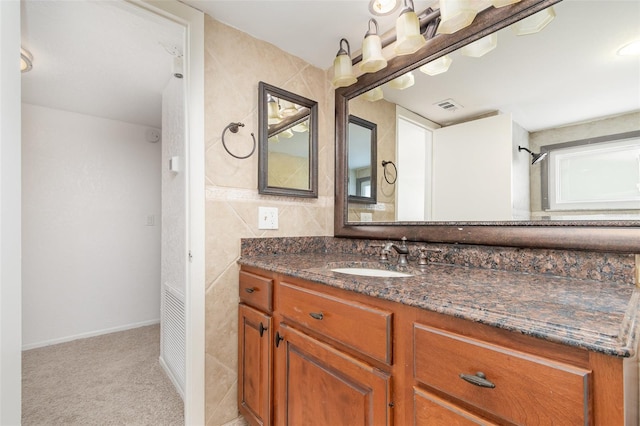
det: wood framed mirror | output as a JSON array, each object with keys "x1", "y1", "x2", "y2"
[
  {"x1": 259, "y1": 81, "x2": 318, "y2": 198},
  {"x1": 348, "y1": 115, "x2": 377, "y2": 205},
  {"x1": 334, "y1": 0, "x2": 640, "y2": 252}
]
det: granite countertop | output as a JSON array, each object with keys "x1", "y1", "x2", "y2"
[{"x1": 239, "y1": 252, "x2": 640, "y2": 357}]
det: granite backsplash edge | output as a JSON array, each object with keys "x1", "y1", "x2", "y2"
[{"x1": 240, "y1": 236, "x2": 636, "y2": 285}]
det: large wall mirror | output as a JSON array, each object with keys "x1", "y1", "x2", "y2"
[
  {"x1": 259, "y1": 81, "x2": 318, "y2": 198},
  {"x1": 335, "y1": 0, "x2": 640, "y2": 252}
]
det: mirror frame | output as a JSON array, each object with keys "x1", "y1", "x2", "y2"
[
  {"x1": 259, "y1": 81, "x2": 318, "y2": 198},
  {"x1": 335, "y1": 0, "x2": 640, "y2": 253},
  {"x1": 348, "y1": 114, "x2": 378, "y2": 204}
]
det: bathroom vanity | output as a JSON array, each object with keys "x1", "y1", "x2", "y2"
[{"x1": 236, "y1": 239, "x2": 639, "y2": 426}]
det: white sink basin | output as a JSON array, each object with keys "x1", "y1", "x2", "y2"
[{"x1": 330, "y1": 267, "x2": 413, "y2": 278}]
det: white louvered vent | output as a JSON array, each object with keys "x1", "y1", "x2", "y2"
[
  {"x1": 434, "y1": 98, "x2": 463, "y2": 112},
  {"x1": 162, "y1": 285, "x2": 185, "y2": 395}
]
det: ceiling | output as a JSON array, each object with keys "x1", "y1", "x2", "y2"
[{"x1": 20, "y1": 0, "x2": 640, "y2": 132}]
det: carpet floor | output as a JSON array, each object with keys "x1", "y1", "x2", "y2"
[{"x1": 22, "y1": 324, "x2": 184, "y2": 426}]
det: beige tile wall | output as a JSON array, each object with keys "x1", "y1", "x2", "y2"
[{"x1": 203, "y1": 17, "x2": 334, "y2": 425}]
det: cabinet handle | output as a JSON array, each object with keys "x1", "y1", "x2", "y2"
[
  {"x1": 275, "y1": 331, "x2": 284, "y2": 348},
  {"x1": 259, "y1": 322, "x2": 267, "y2": 337},
  {"x1": 245, "y1": 287, "x2": 255, "y2": 293},
  {"x1": 309, "y1": 312, "x2": 324, "y2": 320},
  {"x1": 460, "y1": 372, "x2": 495, "y2": 389}
]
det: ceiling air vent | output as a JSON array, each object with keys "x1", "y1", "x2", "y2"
[{"x1": 434, "y1": 98, "x2": 463, "y2": 112}]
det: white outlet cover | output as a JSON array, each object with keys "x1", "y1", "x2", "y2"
[{"x1": 258, "y1": 206, "x2": 278, "y2": 230}]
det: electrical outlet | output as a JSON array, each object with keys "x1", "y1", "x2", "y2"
[{"x1": 258, "y1": 207, "x2": 278, "y2": 230}]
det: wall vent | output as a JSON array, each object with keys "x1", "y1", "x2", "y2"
[
  {"x1": 161, "y1": 284, "x2": 185, "y2": 396},
  {"x1": 434, "y1": 98, "x2": 463, "y2": 112}
]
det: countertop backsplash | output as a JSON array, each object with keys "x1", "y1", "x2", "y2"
[{"x1": 241, "y1": 236, "x2": 636, "y2": 285}]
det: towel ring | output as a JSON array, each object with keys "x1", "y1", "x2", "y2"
[
  {"x1": 381, "y1": 160, "x2": 397, "y2": 184},
  {"x1": 221, "y1": 122, "x2": 256, "y2": 159}
]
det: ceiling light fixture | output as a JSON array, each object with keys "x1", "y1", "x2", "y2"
[
  {"x1": 513, "y1": 6, "x2": 555, "y2": 35},
  {"x1": 360, "y1": 19, "x2": 388, "y2": 74},
  {"x1": 420, "y1": 55, "x2": 453, "y2": 75},
  {"x1": 369, "y1": 0, "x2": 400, "y2": 16},
  {"x1": 437, "y1": 0, "x2": 478, "y2": 34},
  {"x1": 518, "y1": 146, "x2": 547, "y2": 165},
  {"x1": 21, "y1": 47, "x2": 33, "y2": 73},
  {"x1": 618, "y1": 40, "x2": 640, "y2": 56},
  {"x1": 332, "y1": 38, "x2": 357, "y2": 88},
  {"x1": 395, "y1": 0, "x2": 426, "y2": 55}
]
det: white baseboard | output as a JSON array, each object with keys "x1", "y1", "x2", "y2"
[
  {"x1": 21, "y1": 319, "x2": 160, "y2": 351},
  {"x1": 159, "y1": 355, "x2": 185, "y2": 401}
]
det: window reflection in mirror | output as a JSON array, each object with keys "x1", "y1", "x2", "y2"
[
  {"x1": 344, "y1": 0, "x2": 640, "y2": 224},
  {"x1": 258, "y1": 81, "x2": 318, "y2": 198}
]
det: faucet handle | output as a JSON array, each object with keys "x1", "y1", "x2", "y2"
[{"x1": 417, "y1": 246, "x2": 442, "y2": 266}]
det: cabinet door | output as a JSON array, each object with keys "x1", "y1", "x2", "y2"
[
  {"x1": 413, "y1": 387, "x2": 498, "y2": 426},
  {"x1": 238, "y1": 304, "x2": 272, "y2": 426},
  {"x1": 274, "y1": 323, "x2": 391, "y2": 426}
]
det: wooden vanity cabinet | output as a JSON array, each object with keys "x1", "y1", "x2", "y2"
[
  {"x1": 238, "y1": 266, "x2": 637, "y2": 426},
  {"x1": 238, "y1": 271, "x2": 274, "y2": 426}
]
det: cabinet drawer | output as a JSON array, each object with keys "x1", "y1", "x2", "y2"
[
  {"x1": 413, "y1": 324, "x2": 591, "y2": 425},
  {"x1": 239, "y1": 271, "x2": 273, "y2": 313},
  {"x1": 278, "y1": 281, "x2": 393, "y2": 365},
  {"x1": 413, "y1": 387, "x2": 497, "y2": 426}
]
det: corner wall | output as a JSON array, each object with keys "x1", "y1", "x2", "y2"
[
  {"x1": 203, "y1": 17, "x2": 334, "y2": 425},
  {"x1": 21, "y1": 104, "x2": 162, "y2": 348}
]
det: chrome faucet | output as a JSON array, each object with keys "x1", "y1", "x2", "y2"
[{"x1": 382, "y1": 237, "x2": 409, "y2": 265}]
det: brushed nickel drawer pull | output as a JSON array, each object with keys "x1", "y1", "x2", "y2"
[
  {"x1": 460, "y1": 372, "x2": 496, "y2": 388},
  {"x1": 309, "y1": 312, "x2": 324, "y2": 320},
  {"x1": 245, "y1": 288, "x2": 255, "y2": 293}
]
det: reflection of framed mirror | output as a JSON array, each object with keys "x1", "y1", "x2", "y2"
[
  {"x1": 348, "y1": 115, "x2": 377, "y2": 204},
  {"x1": 334, "y1": 0, "x2": 640, "y2": 252},
  {"x1": 258, "y1": 81, "x2": 318, "y2": 198}
]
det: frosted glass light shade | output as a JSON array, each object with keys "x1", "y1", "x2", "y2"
[
  {"x1": 280, "y1": 128, "x2": 294, "y2": 139},
  {"x1": 292, "y1": 121, "x2": 309, "y2": 133},
  {"x1": 363, "y1": 87, "x2": 384, "y2": 102},
  {"x1": 280, "y1": 101, "x2": 298, "y2": 117},
  {"x1": 437, "y1": 0, "x2": 478, "y2": 34},
  {"x1": 332, "y1": 53, "x2": 357, "y2": 87},
  {"x1": 491, "y1": 0, "x2": 521, "y2": 7},
  {"x1": 513, "y1": 7, "x2": 555, "y2": 35},
  {"x1": 395, "y1": 10, "x2": 426, "y2": 55},
  {"x1": 360, "y1": 34, "x2": 387, "y2": 73},
  {"x1": 389, "y1": 72, "x2": 415, "y2": 90},
  {"x1": 460, "y1": 33, "x2": 497, "y2": 57},
  {"x1": 419, "y1": 55, "x2": 452, "y2": 76},
  {"x1": 267, "y1": 98, "x2": 282, "y2": 125}
]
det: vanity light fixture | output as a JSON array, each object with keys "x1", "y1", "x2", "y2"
[
  {"x1": 437, "y1": 0, "x2": 478, "y2": 35},
  {"x1": 332, "y1": 38, "x2": 357, "y2": 88},
  {"x1": 280, "y1": 128, "x2": 294, "y2": 139},
  {"x1": 513, "y1": 6, "x2": 555, "y2": 35},
  {"x1": 362, "y1": 87, "x2": 384, "y2": 102},
  {"x1": 292, "y1": 121, "x2": 309, "y2": 133},
  {"x1": 420, "y1": 55, "x2": 453, "y2": 75},
  {"x1": 267, "y1": 94, "x2": 282, "y2": 125},
  {"x1": 491, "y1": 0, "x2": 521, "y2": 7},
  {"x1": 21, "y1": 47, "x2": 33, "y2": 73},
  {"x1": 389, "y1": 71, "x2": 415, "y2": 90},
  {"x1": 618, "y1": 40, "x2": 640, "y2": 56},
  {"x1": 518, "y1": 146, "x2": 547, "y2": 165},
  {"x1": 280, "y1": 100, "x2": 299, "y2": 117},
  {"x1": 460, "y1": 33, "x2": 497, "y2": 57},
  {"x1": 360, "y1": 19, "x2": 388, "y2": 74},
  {"x1": 369, "y1": 0, "x2": 400, "y2": 16},
  {"x1": 394, "y1": 0, "x2": 426, "y2": 55}
]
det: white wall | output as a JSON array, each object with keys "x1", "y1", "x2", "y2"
[
  {"x1": 0, "y1": 0, "x2": 23, "y2": 421},
  {"x1": 22, "y1": 103, "x2": 161, "y2": 349},
  {"x1": 511, "y1": 120, "x2": 531, "y2": 220},
  {"x1": 432, "y1": 114, "x2": 513, "y2": 221}
]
